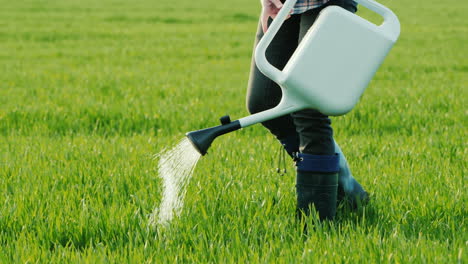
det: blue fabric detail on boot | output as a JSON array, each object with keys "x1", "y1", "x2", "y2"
[
  {"x1": 295, "y1": 153, "x2": 340, "y2": 173},
  {"x1": 279, "y1": 133, "x2": 299, "y2": 156}
]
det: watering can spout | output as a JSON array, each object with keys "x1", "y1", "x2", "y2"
[
  {"x1": 186, "y1": 99, "x2": 300, "y2": 155},
  {"x1": 186, "y1": 117, "x2": 241, "y2": 156}
]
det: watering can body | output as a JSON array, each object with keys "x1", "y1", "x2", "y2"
[
  {"x1": 187, "y1": 0, "x2": 400, "y2": 155},
  {"x1": 245, "y1": 0, "x2": 401, "y2": 126},
  {"x1": 280, "y1": 6, "x2": 397, "y2": 116}
]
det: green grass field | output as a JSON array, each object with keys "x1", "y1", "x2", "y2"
[{"x1": 0, "y1": 0, "x2": 466, "y2": 262}]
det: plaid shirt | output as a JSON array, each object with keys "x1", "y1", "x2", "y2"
[{"x1": 292, "y1": 0, "x2": 330, "y2": 14}]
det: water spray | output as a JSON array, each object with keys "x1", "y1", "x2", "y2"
[{"x1": 186, "y1": 0, "x2": 400, "y2": 155}]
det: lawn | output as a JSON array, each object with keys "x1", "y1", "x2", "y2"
[{"x1": 0, "y1": 0, "x2": 466, "y2": 262}]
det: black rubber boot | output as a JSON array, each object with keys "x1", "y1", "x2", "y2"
[
  {"x1": 334, "y1": 142, "x2": 369, "y2": 209},
  {"x1": 295, "y1": 153, "x2": 340, "y2": 220},
  {"x1": 279, "y1": 135, "x2": 368, "y2": 209}
]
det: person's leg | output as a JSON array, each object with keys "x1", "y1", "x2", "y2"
[
  {"x1": 279, "y1": 0, "x2": 350, "y2": 157},
  {"x1": 292, "y1": 4, "x2": 339, "y2": 220},
  {"x1": 246, "y1": 13, "x2": 338, "y2": 220},
  {"x1": 295, "y1": 0, "x2": 367, "y2": 216},
  {"x1": 246, "y1": 16, "x2": 300, "y2": 147},
  {"x1": 245, "y1": 0, "x2": 356, "y2": 155},
  {"x1": 275, "y1": 0, "x2": 357, "y2": 157},
  {"x1": 334, "y1": 142, "x2": 369, "y2": 208}
]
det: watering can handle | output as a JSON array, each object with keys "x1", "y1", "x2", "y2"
[
  {"x1": 354, "y1": 0, "x2": 400, "y2": 41},
  {"x1": 254, "y1": 0, "x2": 297, "y2": 84},
  {"x1": 254, "y1": 0, "x2": 400, "y2": 83}
]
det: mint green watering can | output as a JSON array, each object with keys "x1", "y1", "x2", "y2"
[{"x1": 187, "y1": 0, "x2": 400, "y2": 155}]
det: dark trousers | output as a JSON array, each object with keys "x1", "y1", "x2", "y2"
[{"x1": 246, "y1": 0, "x2": 357, "y2": 155}]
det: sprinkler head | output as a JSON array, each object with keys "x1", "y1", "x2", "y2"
[{"x1": 186, "y1": 116, "x2": 241, "y2": 156}]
